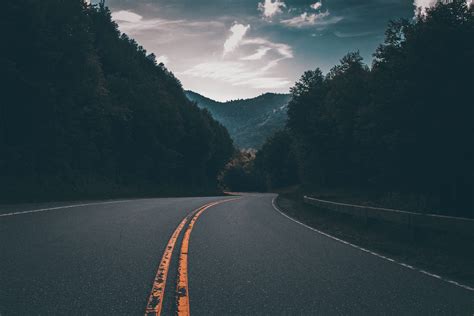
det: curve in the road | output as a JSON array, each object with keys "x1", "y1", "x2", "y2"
[
  {"x1": 145, "y1": 212, "x2": 190, "y2": 315},
  {"x1": 145, "y1": 198, "x2": 240, "y2": 316},
  {"x1": 271, "y1": 197, "x2": 474, "y2": 292}
]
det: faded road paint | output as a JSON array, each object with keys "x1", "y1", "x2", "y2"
[
  {"x1": 145, "y1": 214, "x2": 189, "y2": 315},
  {"x1": 176, "y1": 199, "x2": 239, "y2": 316},
  {"x1": 145, "y1": 198, "x2": 239, "y2": 316}
]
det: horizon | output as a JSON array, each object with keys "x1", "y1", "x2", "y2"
[
  {"x1": 92, "y1": 0, "x2": 431, "y2": 102},
  {"x1": 3, "y1": 2, "x2": 473, "y2": 314},
  {"x1": 186, "y1": 89, "x2": 290, "y2": 103}
]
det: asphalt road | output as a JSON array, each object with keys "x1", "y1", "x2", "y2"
[{"x1": 1, "y1": 194, "x2": 472, "y2": 315}]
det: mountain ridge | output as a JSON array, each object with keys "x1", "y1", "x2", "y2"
[{"x1": 185, "y1": 90, "x2": 291, "y2": 149}]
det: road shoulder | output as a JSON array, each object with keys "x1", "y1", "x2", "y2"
[{"x1": 275, "y1": 194, "x2": 474, "y2": 289}]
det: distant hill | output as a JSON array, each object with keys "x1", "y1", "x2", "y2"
[{"x1": 185, "y1": 91, "x2": 291, "y2": 149}]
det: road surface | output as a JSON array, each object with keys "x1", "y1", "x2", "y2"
[{"x1": 1, "y1": 194, "x2": 472, "y2": 315}]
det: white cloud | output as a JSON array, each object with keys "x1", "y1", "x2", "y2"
[
  {"x1": 223, "y1": 24, "x2": 250, "y2": 56},
  {"x1": 183, "y1": 33, "x2": 293, "y2": 90},
  {"x1": 276, "y1": 45, "x2": 293, "y2": 58},
  {"x1": 109, "y1": 9, "x2": 292, "y2": 98},
  {"x1": 234, "y1": 77, "x2": 291, "y2": 89},
  {"x1": 111, "y1": 10, "x2": 222, "y2": 37},
  {"x1": 413, "y1": 0, "x2": 439, "y2": 16},
  {"x1": 414, "y1": 0, "x2": 472, "y2": 16},
  {"x1": 156, "y1": 55, "x2": 169, "y2": 65},
  {"x1": 111, "y1": 10, "x2": 143, "y2": 23},
  {"x1": 281, "y1": 11, "x2": 331, "y2": 27},
  {"x1": 182, "y1": 62, "x2": 261, "y2": 84},
  {"x1": 310, "y1": 2, "x2": 322, "y2": 10},
  {"x1": 259, "y1": 58, "x2": 287, "y2": 72},
  {"x1": 241, "y1": 38, "x2": 293, "y2": 58},
  {"x1": 181, "y1": 61, "x2": 290, "y2": 89},
  {"x1": 181, "y1": 18, "x2": 294, "y2": 91},
  {"x1": 241, "y1": 38, "x2": 293, "y2": 72},
  {"x1": 258, "y1": 0, "x2": 287, "y2": 19},
  {"x1": 240, "y1": 47, "x2": 272, "y2": 60},
  {"x1": 112, "y1": 12, "x2": 184, "y2": 35}
]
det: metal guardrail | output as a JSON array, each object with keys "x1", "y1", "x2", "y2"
[{"x1": 303, "y1": 196, "x2": 474, "y2": 236}]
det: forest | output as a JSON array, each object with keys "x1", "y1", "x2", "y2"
[
  {"x1": 186, "y1": 91, "x2": 290, "y2": 149},
  {"x1": 222, "y1": 1, "x2": 474, "y2": 218},
  {"x1": 1, "y1": 0, "x2": 472, "y2": 218},
  {"x1": 0, "y1": 1, "x2": 234, "y2": 201}
]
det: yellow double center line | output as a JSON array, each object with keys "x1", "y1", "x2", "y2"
[{"x1": 145, "y1": 198, "x2": 239, "y2": 316}]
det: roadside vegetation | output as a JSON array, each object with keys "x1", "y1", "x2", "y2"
[
  {"x1": 186, "y1": 91, "x2": 291, "y2": 149},
  {"x1": 223, "y1": 1, "x2": 474, "y2": 218},
  {"x1": 1, "y1": 1, "x2": 234, "y2": 201},
  {"x1": 276, "y1": 194, "x2": 474, "y2": 287}
]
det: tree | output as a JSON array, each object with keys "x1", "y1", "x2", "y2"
[
  {"x1": 254, "y1": 130, "x2": 298, "y2": 189},
  {"x1": 0, "y1": 1, "x2": 234, "y2": 200},
  {"x1": 256, "y1": 0, "x2": 473, "y2": 217},
  {"x1": 370, "y1": 0, "x2": 473, "y2": 215}
]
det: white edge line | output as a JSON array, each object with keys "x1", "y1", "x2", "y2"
[
  {"x1": 0, "y1": 196, "x2": 237, "y2": 218},
  {"x1": 0, "y1": 199, "x2": 139, "y2": 217},
  {"x1": 271, "y1": 197, "x2": 474, "y2": 292}
]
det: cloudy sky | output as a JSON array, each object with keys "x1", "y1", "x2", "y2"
[{"x1": 97, "y1": 0, "x2": 439, "y2": 101}]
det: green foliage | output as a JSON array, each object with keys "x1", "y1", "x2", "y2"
[
  {"x1": 254, "y1": 130, "x2": 298, "y2": 189},
  {"x1": 219, "y1": 150, "x2": 264, "y2": 192},
  {"x1": 186, "y1": 91, "x2": 291, "y2": 149},
  {"x1": 255, "y1": 0, "x2": 473, "y2": 217},
  {"x1": 0, "y1": 1, "x2": 234, "y2": 200}
]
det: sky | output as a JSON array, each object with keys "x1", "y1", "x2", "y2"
[{"x1": 96, "y1": 0, "x2": 443, "y2": 101}]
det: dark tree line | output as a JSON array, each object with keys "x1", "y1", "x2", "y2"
[
  {"x1": 0, "y1": 1, "x2": 234, "y2": 201},
  {"x1": 243, "y1": 1, "x2": 473, "y2": 217}
]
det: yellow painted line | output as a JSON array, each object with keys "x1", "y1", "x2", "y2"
[
  {"x1": 144, "y1": 201, "x2": 218, "y2": 315},
  {"x1": 176, "y1": 198, "x2": 240, "y2": 316}
]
